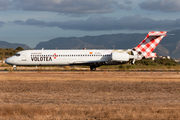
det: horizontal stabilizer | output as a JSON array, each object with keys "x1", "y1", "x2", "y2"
[{"x1": 145, "y1": 52, "x2": 156, "y2": 58}]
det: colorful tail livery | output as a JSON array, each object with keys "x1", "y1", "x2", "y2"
[{"x1": 132, "y1": 31, "x2": 167, "y2": 60}]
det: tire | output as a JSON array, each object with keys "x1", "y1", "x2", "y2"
[
  {"x1": 90, "y1": 66, "x2": 96, "y2": 71},
  {"x1": 13, "y1": 67, "x2": 17, "y2": 71}
]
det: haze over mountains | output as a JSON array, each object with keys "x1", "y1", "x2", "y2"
[{"x1": 1, "y1": 29, "x2": 180, "y2": 58}]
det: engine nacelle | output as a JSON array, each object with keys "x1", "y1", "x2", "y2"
[{"x1": 112, "y1": 52, "x2": 129, "y2": 61}]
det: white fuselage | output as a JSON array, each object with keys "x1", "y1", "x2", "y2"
[{"x1": 5, "y1": 49, "x2": 133, "y2": 66}]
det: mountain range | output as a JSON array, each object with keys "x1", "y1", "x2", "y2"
[
  {"x1": 1, "y1": 29, "x2": 180, "y2": 58},
  {"x1": 0, "y1": 41, "x2": 31, "y2": 50},
  {"x1": 35, "y1": 29, "x2": 180, "y2": 58}
]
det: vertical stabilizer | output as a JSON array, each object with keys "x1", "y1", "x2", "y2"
[{"x1": 132, "y1": 31, "x2": 167, "y2": 60}]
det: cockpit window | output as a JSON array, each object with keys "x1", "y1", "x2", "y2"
[{"x1": 15, "y1": 54, "x2": 21, "y2": 57}]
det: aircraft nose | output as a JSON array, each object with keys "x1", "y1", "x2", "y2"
[{"x1": 5, "y1": 58, "x2": 13, "y2": 65}]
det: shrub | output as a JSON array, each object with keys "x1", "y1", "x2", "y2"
[
  {"x1": 135, "y1": 59, "x2": 156, "y2": 66},
  {"x1": 15, "y1": 47, "x2": 24, "y2": 51},
  {"x1": 154, "y1": 58, "x2": 179, "y2": 66},
  {"x1": 134, "y1": 58, "x2": 179, "y2": 66},
  {"x1": 119, "y1": 64, "x2": 136, "y2": 70}
]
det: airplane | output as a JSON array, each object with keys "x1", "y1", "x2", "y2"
[{"x1": 5, "y1": 31, "x2": 167, "y2": 71}]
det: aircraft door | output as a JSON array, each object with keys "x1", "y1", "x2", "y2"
[{"x1": 22, "y1": 52, "x2": 27, "y2": 61}]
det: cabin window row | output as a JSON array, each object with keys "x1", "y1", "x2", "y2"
[{"x1": 31, "y1": 54, "x2": 111, "y2": 57}]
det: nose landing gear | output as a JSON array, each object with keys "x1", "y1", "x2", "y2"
[{"x1": 13, "y1": 65, "x2": 17, "y2": 71}]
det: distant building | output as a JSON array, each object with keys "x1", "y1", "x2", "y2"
[
  {"x1": 151, "y1": 57, "x2": 155, "y2": 61},
  {"x1": 157, "y1": 56, "x2": 171, "y2": 59}
]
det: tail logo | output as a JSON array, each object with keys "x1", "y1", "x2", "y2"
[{"x1": 133, "y1": 31, "x2": 167, "y2": 59}]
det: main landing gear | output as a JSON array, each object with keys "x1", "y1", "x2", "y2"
[
  {"x1": 90, "y1": 65, "x2": 96, "y2": 71},
  {"x1": 90, "y1": 62, "x2": 107, "y2": 71}
]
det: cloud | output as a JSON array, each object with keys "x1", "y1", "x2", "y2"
[
  {"x1": 139, "y1": 0, "x2": 180, "y2": 12},
  {"x1": 123, "y1": 0, "x2": 132, "y2": 4},
  {"x1": 0, "y1": 0, "x2": 11, "y2": 10},
  {"x1": 13, "y1": 15, "x2": 180, "y2": 31},
  {"x1": 0, "y1": 0, "x2": 131, "y2": 14},
  {"x1": 0, "y1": 21, "x2": 5, "y2": 27}
]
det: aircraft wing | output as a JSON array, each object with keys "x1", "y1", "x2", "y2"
[{"x1": 70, "y1": 60, "x2": 108, "y2": 65}]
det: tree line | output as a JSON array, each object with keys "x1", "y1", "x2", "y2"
[
  {"x1": 0, "y1": 47, "x2": 24, "y2": 60},
  {"x1": 135, "y1": 58, "x2": 179, "y2": 66}
]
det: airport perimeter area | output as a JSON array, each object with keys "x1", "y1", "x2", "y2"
[{"x1": 0, "y1": 71, "x2": 180, "y2": 119}]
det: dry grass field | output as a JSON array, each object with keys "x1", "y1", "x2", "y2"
[{"x1": 0, "y1": 71, "x2": 180, "y2": 119}]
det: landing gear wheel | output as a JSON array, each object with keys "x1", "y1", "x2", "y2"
[
  {"x1": 13, "y1": 67, "x2": 17, "y2": 71},
  {"x1": 90, "y1": 66, "x2": 96, "y2": 71}
]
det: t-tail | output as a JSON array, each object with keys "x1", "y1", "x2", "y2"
[{"x1": 132, "y1": 31, "x2": 167, "y2": 60}]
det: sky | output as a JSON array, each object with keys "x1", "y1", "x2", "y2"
[{"x1": 0, "y1": 0, "x2": 180, "y2": 48}]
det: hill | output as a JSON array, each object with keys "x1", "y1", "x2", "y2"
[
  {"x1": 0, "y1": 41, "x2": 31, "y2": 50},
  {"x1": 35, "y1": 33, "x2": 145, "y2": 49}
]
